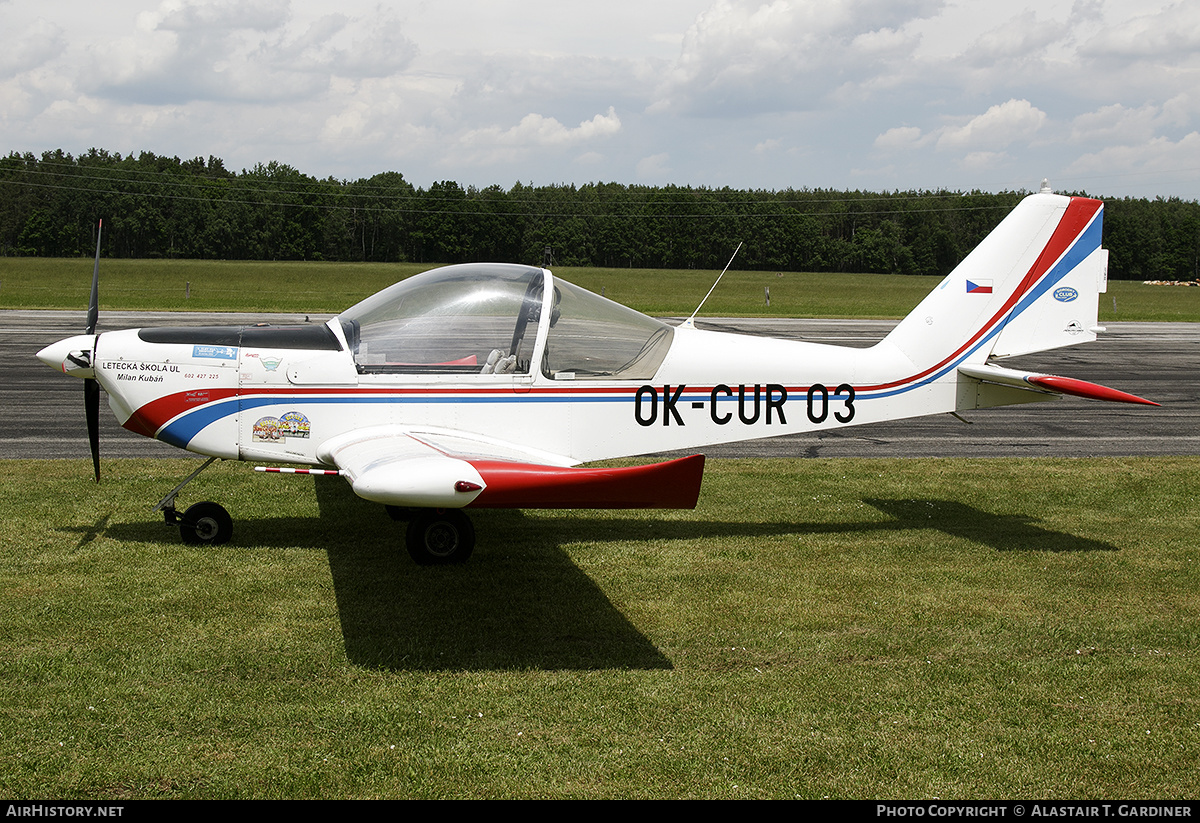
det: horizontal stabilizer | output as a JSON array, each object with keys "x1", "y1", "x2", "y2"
[{"x1": 958, "y1": 364, "x2": 1158, "y2": 406}]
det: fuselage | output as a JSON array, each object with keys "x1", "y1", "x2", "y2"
[
  {"x1": 38, "y1": 191, "x2": 1120, "y2": 471},
  {"x1": 82, "y1": 308, "x2": 925, "y2": 467}
]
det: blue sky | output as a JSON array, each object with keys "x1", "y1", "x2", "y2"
[{"x1": 3, "y1": 0, "x2": 1198, "y2": 198}]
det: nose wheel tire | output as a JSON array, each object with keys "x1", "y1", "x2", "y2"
[
  {"x1": 179, "y1": 501, "x2": 234, "y2": 546},
  {"x1": 406, "y1": 509, "x2": 475, "y2": 565}
]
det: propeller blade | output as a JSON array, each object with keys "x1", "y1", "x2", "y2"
[
  {"x1": 85, "y1": 377, "x2": 100, "y2": 482},
  {"x1": 85, "y1": 219, "x2": 102, "y2": 481},
  {"x1": 85, "y1": 220, "x2": 102, "y2": 335}
]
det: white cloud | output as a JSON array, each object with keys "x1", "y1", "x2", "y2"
[
  {"x1": 874, "y1": 126, "x2": 927, "y2": 150},
  {"x1": 1159, "y1": 92, "x2": 1200, "y2": 128},
  {"x1": 3, "y1": 1, "x2": 1200, "y2": 196},
  {"x1": 1066, "y1": 132, "x2": 1200, "y2": 178},
  {"x1": 461, "y1": 108, "x2": 621, "y2": 149},
  {"x1": 1080, "y1": 1, "x2": 1200, "y2": 61},
  {"x1": 0, "y1": 18, "x2": 66, "y2": 75},
  {"x1": 1069, "y1": 103, "x2": 1160, "y2": 145},
  {"x1": 957, "y1": 150, "x2": 1012, "y2": 171},
  {"x1": 449, "y1": 108, "x2": 622, "y2": 168},
  {"x1": 650, "y1": 0, "x2": 941, "y2": 116},
  {"x1": 637, "y1": 152, "x2": 672, "y2": 180},
  {"x1": 960, "y1": 9, "x2": 1071, "y2": 66},
  {"x1": 152, "y1": 0, "x2": 289, "y2": 33},
  {"x1": 82, "y1": 0, "x2": 417, "y2": 104},
  {"x1": 936, "y1": 99, "x2": 1047, "y2": 152}
]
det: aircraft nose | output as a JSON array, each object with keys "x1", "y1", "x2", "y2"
[{"x1": 37, "y1": 334, "x2": 97, "y2": 378}]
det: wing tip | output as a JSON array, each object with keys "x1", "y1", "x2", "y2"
[{"x1": 468, "y1": 453, "x2": 706, "y2": 509}]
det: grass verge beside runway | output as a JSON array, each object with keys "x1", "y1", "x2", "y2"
[
  {"x1": 1, "y1": 456, "x2": 1197, "y2": 798},
  {"x1": 2, "y1": 257, "x2": 1199, "y2": 321}
]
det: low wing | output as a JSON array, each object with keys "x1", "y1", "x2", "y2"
[{"x1": 315, "y1": 425, "x2": 705, "y2": 510}]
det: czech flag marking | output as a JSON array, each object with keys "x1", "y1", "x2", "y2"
[{"x1": 966, "y1": 279, "x2": 993, "y2": 294}]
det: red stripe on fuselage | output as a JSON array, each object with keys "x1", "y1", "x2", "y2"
[{"x1": 123, "y1": 388, "x2": 240, "y2": 437}]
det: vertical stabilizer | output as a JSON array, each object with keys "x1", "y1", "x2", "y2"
[{"x1": 878, "y1": 192, "x2": 1105, "y2": 371}]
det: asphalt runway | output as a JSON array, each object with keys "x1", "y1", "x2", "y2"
[{"x1": 2, "y1": 310, "x2": 1195, "y2": 462}]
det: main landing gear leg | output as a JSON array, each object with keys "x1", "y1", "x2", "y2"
[{"x1": 152, "y1": 457, "x2": 233, "y2": 546}]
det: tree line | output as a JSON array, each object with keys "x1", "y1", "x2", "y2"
[{"x1": 2, "y1": 148, "x2": 1198, "y2": 280}]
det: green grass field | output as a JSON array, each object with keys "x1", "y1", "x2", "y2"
[
  {"x1": 3, "y1": 257, "x2": 1199, "y2": 321},
  {"x1": 2, "y1": 456, "x2": 1197, "y2": 798}
]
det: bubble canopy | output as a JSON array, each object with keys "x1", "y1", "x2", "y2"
[{"x1": 337, "y1": 263, "x2": 674, "y2": 379}]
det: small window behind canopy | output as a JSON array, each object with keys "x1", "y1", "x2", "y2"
[{"x1": 540, "y1": 278, "x2": 674, "y2": 380}]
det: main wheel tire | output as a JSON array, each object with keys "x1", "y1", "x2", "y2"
[
  {"x1": 405, "y1": 509, "x2": 475, "y2": 565},
  {"x1": 180, "y1": 501, "x2": 233, "y2": 546}
]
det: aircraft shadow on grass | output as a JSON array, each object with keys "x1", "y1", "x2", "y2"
[
  {"x1": 861, "y1": 498, "x2": 1119, "y2": 553},
  {"x1": 73, "y1": 481, "x2": 1117, "y2": 671}
]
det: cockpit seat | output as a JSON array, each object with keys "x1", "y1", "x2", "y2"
[{"x1": 481, "y1": 349, "x2": 517, "y2": 374}]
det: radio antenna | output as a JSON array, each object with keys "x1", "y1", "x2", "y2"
[{"x1": 682, "y1": 242, "x2": 742, "y2": 329}]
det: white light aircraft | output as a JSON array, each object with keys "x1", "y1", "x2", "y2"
[{"x1": 37, "y1": 186, "x2": 1156, "y2": 564}]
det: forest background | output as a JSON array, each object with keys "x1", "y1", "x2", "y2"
[{"x1": 3, "y1": 148, "x2": 1198, "y2": 282}]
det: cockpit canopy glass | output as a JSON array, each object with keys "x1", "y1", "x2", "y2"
[
  {"x1": 339, "y1": 264, "x2": 544, "y2": 374},
  {"x1": 336, "y1": 263, "x2": 674, "y2": 380}
]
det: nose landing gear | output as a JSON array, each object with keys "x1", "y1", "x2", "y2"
[
  {"x1": 154, "y1": 457, "x2": 234, "y2": 546},
  {"x1": 175, "y1": 501, "x2": 234, "y2": 545}
]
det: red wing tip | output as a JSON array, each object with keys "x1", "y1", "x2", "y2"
[
  {"x1": 1028, "y1": 375, "x2": 1160, "y2": 406},
  {"x1": 467, "y1": 453, "x2": 706, "y2": 509}
]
